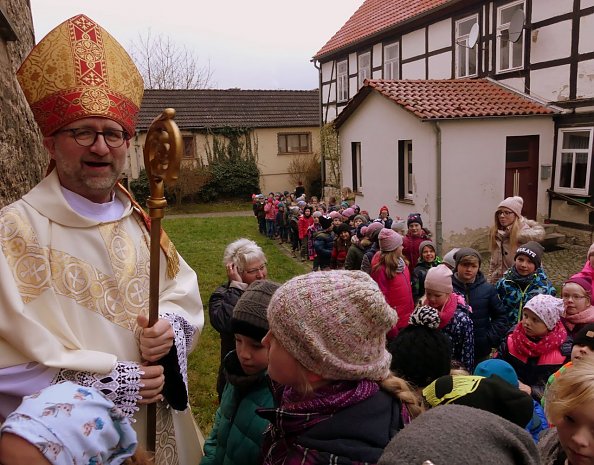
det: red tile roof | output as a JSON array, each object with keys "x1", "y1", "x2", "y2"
[
  {"x1": 335, "y1": 79, "x2": 556, "y2": 125},
  {"x1": 137, "y1": 89, "x2": 319, "y2": 131},
  {"x1": 315, "y1": 0, "x2": 453, "y2": 59}
]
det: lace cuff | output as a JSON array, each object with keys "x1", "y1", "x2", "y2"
[
  {"x1": 52, "y1": 361, "x2": 142, "y2": 418},
  {"x1": 161, "y1": 312, "x2": 196, "y2": 389}
]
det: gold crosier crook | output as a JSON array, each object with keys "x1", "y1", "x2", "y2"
[{"x1": 142, "y1": 108, "x2": 182, "y2": 454}]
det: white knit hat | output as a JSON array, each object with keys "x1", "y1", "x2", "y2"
[{"x1": 498, "y1": 196, "x2": 524, "y2": 218}]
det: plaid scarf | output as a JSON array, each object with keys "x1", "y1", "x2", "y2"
[{"x1": 510, "y1": 321, "x2": 567, "y2": 359}]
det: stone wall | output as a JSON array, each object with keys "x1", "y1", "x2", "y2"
[{"x1": 0, "y1": 0, "x2": 46, "y2": 208}]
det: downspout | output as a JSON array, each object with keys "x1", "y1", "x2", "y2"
[{"x1": 433, "y1": 121, "x2": 443, "y2": 256}]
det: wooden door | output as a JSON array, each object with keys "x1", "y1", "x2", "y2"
[{"x1": 505, "y1": 135, "x2": 539, "y2": 219}]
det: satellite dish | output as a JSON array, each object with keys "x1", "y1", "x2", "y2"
[
  {"x1": 468, "y1": 23, "x2": 479, "y2": 48},
  {"x1": 509, "y1": 9, "x2": 525, "y2": 43}
]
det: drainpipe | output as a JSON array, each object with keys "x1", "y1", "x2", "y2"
[{"x1": 433, "y1": 121, "x2": 443, "y2": 256}]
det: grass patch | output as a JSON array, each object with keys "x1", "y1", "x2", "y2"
[
  {"x1": 163, "y1": 215, "x2": 308, "y2": 434},
  {"x1": 166, "y1": 201, "x2": 253, "y2": 215}
]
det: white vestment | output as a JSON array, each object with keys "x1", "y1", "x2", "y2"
[{"x1": 0, "y1": 170, "x2": 204, "y2": 464}]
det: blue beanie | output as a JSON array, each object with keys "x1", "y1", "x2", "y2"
[{"x1": 474, "y1": 359, "x2": 519, "y2": 388}]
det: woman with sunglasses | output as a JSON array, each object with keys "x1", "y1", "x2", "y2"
[{"x1": 488, "y1": 196, "x2": 545, "y2": 284}]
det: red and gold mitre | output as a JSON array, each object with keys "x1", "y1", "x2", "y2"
[{"x1": 17, "y1": 14, "x2": 143, "y2": 136}]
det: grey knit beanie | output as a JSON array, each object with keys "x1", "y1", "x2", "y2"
[
  {"x1": 231, "y1": 280, "x2": 280, "y2": 341},
  {"x1": 378, "y1": 405, "x2": 539, "y2": 465}
]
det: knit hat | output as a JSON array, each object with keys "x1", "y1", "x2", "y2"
[
  {"x1": 573, "y1": 323, "x2": 594, "y2": 351},
  {"x1": 379, "y1": 205, "x2": 389, "y2": 215},
  {"x1": 565, "y1": 274, "x2": 592, "y2": 295},
  {"x1": 442, "y1": 247, "x2": 460, "y2": 269},
  {"x1": 524, "y1": 294, "x2": 564, "y2": 330},
  {"x1": 0, "y1": 381, "x2": 137, "y2": 465},
  {"x1": 424, "y1": 264, "x2": 453, "y2": 293},
  {"x1": 353, "y1": 214, "x2": 368, "y2": 225},
  {"x1": 378, "y1": 405, "x2": 538, "y2": 465},
  {"x1": 378, "y1": 228, "x2": 403, "y2": 252},
  {"x1": 319, "y1": 215, "x2": 333, "y2": 230},
  {"x1": 365, "y1": 221, "x2": 384, "y2": 240},
  {"x1": 391, "y1": 219, "x2": 407, "y2": 234},
  {"x1": 418, "y1": 240, "x2": 436, "y2": 258},
  {"x1": 335, "y1": 223, "x2": 351, "y2": 235},
  {"x1": 474, "y1": 359, "x2": 519, "y2": 388},
  {"x1": 312, "y1": 210, "x2": 322, "y2": 218},
  {"x1": 277, "y1": 202, "x2": 285, "y2": 208},
  {"x1": 514, "y1": 241, "x2": 544, "y2": 269},
  {"x1": 289, "y1": 206, "x2": 300, "y2": 215},
  {"x1": 231, "y1": 280, "x2": 280, "y2": 341},
  {"x1": 407, "y1": 213, "x2": 423, "y2": 227},
  {"x1": 340, "y1": 201, "x2": 350, "y2": 209},
  {"x1": 498, "y1": 196, "x2": 524, "y2": 218},
  {"x1": 454, "y1": 247, "x2": 482, "y2": 269},
  {"x1": 388, "y1": 306, "x2": 451, "y2": 388},
  {"x1": 422, "y1": 375, "x2": 534, "y2": 427},
  {"x1": 328, "y1": 210, "x2": 342, "y2": 219},
  {"x1": 342, "y1": 207, "x2": 355, "y2": 218},
  {"x1": 267, "y1": 270, "x2": 397, "y2": 381}
]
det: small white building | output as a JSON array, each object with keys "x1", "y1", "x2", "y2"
[{"x1": 334, "y1": 78, "x2": 557, "y2": 252}]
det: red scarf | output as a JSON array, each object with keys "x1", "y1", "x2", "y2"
[
  {"x1": 510, "y1": 321, "x2": 567, "y2": 358},
  {"x1": 424, "y1": 293, "x2": 466, "y2": 329},
  {"x1": 562, "y1": 305, "x2": 594, "y2": 332}
]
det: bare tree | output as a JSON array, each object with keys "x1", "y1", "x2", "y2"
[{"x1": 129, "y1": 30, "x2": 214, "y2": 89}]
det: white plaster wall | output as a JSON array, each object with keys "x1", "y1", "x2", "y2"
[
  {"x1": 349, "y1": 75, "x2": 359, "y2": 97},
  {"x1": 402, "y1": 28, "x2": 426, "y2": 59},
  {"x1": 498, "y1": 77, "x2": 525, "y2": 94},
  {"x1": 577, "y1": 59, "x2": 594, "y2": 99},
  {"x1": 428, "y1": 52, "x2": 452, "y2": 79},
  {"x1": 321, "y1": 82, "x2": 334, "y2": 106},
  {"x1": 321, "y1": 60, "x2": 335, "y2": 83},
  {"x1": 530, "y1": 64, "x2": 571, "y2": 101},
  {"x1": 583, "y1": 0, "x2": 594, "y2": 8},
  {"x1": 402, "y1": 59, "x2": 426, "y2": 79},
  {"x1": 531, "y1": 0, "x2": 572, "y2": 23},
  {"x1": 428, "y1": 18, "x2": 451, "y2": 52},
  {"x1": 373, "y1": 42, "x2": 383, "y2": 68},
  {"x1": 579, "y1": 14, "x2": 594, "y2": 55},
  {"x1": 325, "y1": 104, "x2": 338, "y2": 121},
  {"x1": 531, "y1": 20, "x2": 572, "y2": 63},
  {"x1": 372, "y1": 69, "x2": 382, "y2": 79}
]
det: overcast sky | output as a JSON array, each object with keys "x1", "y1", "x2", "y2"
[{"x1": 29, "y1": 0, "x2": 365, "y2": 90}]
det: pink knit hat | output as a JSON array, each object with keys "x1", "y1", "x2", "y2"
[
  {"x1": 342, "y1": 207, "x2": 355, "y2": 218},
  {"x1": 524, "y1": 294, "x2": 563, "y2": 330},
  {"x1": 497, "y1": 196, "x2": 524, "y2": 218},
  {"x1": 379, "y1": 228, "x2": 403, "y2": 252},
  {"x1": 366, "y1": 221, "x2": 384, "y2": 237},
  {"x1": 328, "y1": 211, "x2": 342, "y2": 219},
  {"x1": 267, "y1": 270, "x2": 397, "y2": 381},
  {"x1": 424, "y1": 264, "x2": 453, "y2": 293}
]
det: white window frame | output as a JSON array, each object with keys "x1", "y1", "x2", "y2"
[
  {"x1": 403, "y1": 141, "x2": 413, "y2": 200},
  {"x1": 554, "y1": 128, "x2": 592, "y2": 196},
  {"x1": 383, "y1": 42, "x2": 399, "y2": 80},
  {"x1": 455, "y1": 15, "x2": 479, "y2": 78},
  {"x1": 337, "y1": 60, "x2": 348, "y2": 103},
  {"x1": 352, "y1": 142, "x2": 363, "y2": 193},
  {"x1": 358, "y1": 52, "x2": 371, "y2": 88},
  {"x1": 496, "y1": 0, "x2": 525, "y2": 73}
]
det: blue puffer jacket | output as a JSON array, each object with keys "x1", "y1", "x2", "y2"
[
  {"x1": 201, "y1": 351, "x2": 273, "y2": 465},
  {"x1": 453, "y1": 271, "x2": 510, "y2": 360},
  {"x1": 313, "y1": 230, "x2": 334, "y2": 269},
  {"x1": 496, "y1": 266, "x2": 556, "y2": 326}
]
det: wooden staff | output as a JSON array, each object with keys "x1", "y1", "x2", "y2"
[{"x1": 142, "y1": 108, "x2": 182, "y2": 453}]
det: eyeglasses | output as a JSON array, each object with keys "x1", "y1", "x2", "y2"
[
  {"x1": 496, "y1": 210, "x2": 515, "y2": 217},
  {"x1": 562, "y1": 294, "x2": 589, "y2": 301},
  {"x1": 244, "y1": 263, "x2": 267, "y2": 275},
  {"x1": 57, "y1": 128, "x2": 130, "y2": 148}
]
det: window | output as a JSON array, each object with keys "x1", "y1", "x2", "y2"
[
  {"x1": 398, "y1": 140, "x2": 413, "y2": 200},
  {"x1": 358, "y1": 52, "x2": 371, "y2": 88},
  {"x1": 337, "y1": 60, "x2": 348, "y2": 102},
  {"x1": 455, "y1": 15, "x2": 478, "y2": 78},
  {"x1": 555, "y1": 128, "x2": 592, "y2": 195},
  {"x1": 352, "y1": 142, "x2": 362, "y2": 192},
  {"x1": 183, "y1": 136, "x2": 195, "y2": 158},
  {"x1": 497, "y1": 1, "x2": 525, "y2": 73},
  {"x1": 278, "y1": 133, "x2": 311, "y2": 154},
  {"x1": 384, "y1": 43, "x2": 399, "y2": 80}
]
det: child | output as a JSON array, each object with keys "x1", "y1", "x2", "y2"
[
  {"x1": 331, "y1": 223, "x2": 352, "y2": 269},
  {"x1": 202, "y1": 280, "x2": 279, "y2": 465},
  {"x1": 344, "y1": 224, "x2": 371, "y2": 271},
  {"x1": 561, "y1": 274, "x2": 594, "y2": 337},
  {"x1": 275, "y1": 202, "x2": 289, "y2": 244},
  {"x1": 538, "y1": 357, "x2": 594, "y2": 465},
  {"x1": 496, "y1": 241, "x2": 556, "y2": 326},
  {"x1": 571, "y1": 322, "x2": 594, "y2": 361},
  {"x1": 259, "y1": 271, "x2": 424, "y2": 465},
  {"x1": 298, "y1": 205, "x2": 314, "y2": 261},
  {"x1": 496, "y1": 294, "x2": 570, "y2": 402},
  {"x1": 474, "y1": 359, "x2": 549, "y2": 442},
  {"x1": 412, "y1": 240, "x2": 442, "y2": 302},
  {"x1": 402, "y1": 213, "x2": 431, "y2": 275},
  {"x1": 264, "y1": 196, "x2": 276, "y2": 239},
  {"x1": 376, "y1": 205, "x2": 393, "y2": 229},
  {"x1": 422, "y1": 265, "x2": 475, "y2": 371},
  {"x1": 360, "y1": 221, "x2": 384, "y2": 274},
  {"x1": 313, "y1": 215, "x2": 334, "y2": 271},
  {"x1": 307, "y1": 211, "x2": 324, "y2": 271},
  {"x1": 371, "y1": 228, "x2": 414, "y2": 338},
  {"x1": 288, "y1": 206, "x2": 300, "y2": 258},
  {"x1": 452, "y1": 248, "x2": 509, "y2": 362}
]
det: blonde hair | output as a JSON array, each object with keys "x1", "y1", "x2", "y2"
[
  {"x1": 380, "y1": 374, "x2": 425, "y2": 419},
  {"x1": 489, "y1": 212, "x2": 522, "y2": 252},
  {"x1": 545, "y1": 358, "x2": 594, "y2": 424},
  {"x1": 372, "y1": 249, "x2": 403, "y2": 279}
]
